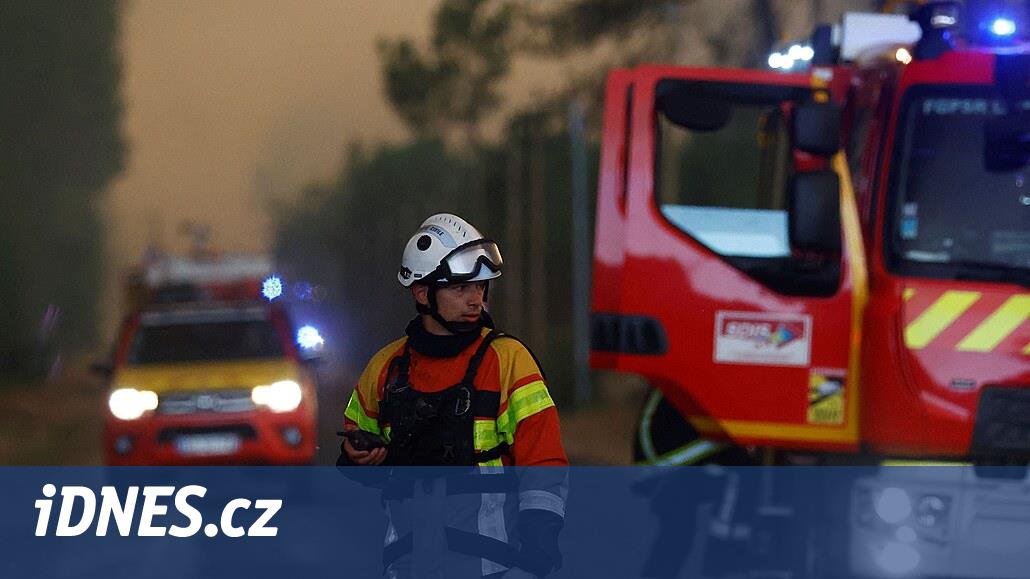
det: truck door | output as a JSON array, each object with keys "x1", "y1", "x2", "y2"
[{"x1": 591, "y1": 66, "x2": 865, "y2": 452}]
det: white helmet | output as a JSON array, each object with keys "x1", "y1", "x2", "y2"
[{"x1": 398, "y1": 213, "x2": 503, "y2": 287}]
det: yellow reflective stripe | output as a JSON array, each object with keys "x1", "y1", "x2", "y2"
[
  {"x1": 834, "y1": 154, "x2": 865, "y2": 445},
  {"x1": 496, "y1": 381, "x2": 554, "y2": 440},
  {"x1": 496, "y1": 412, "x2": 513, "y2": 440},
  {"x1": 956, "y1": 295, "x2": 1030, "y2": 352},
  {"x1": 1024, "y1": 342, "x2": 1030, "y2": 355},
  {"x1": 474, "y1": 420, "x2": 507, "y2": 465},
  {"x1": 903, "y1": 288, "x2": 915, "y2": 301},
  {"x1": 508, "y1": 381, "x2": 554, "y2": 423},
  {"x1": 905, "y1": 291, "x2": 981, "y2": 349},
  {"x1": 344, "y1": 394, "x2": 380, "y2": 434},
  {"x1": 474, "y1": 419, "x2": 502, "y2": 450},
  {"x1": 689, "y1": 415, "x2": 861, "y2": 444}
]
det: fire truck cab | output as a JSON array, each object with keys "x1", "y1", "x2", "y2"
[{"x1": 591, "y1": 2, "x2": 1030, "y2": 465}]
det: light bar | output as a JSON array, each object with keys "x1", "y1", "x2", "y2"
[
  {"x1": 767, "y1": 44, "x2": 815, "y2": 71},
  {"x1": 990, "y1": 17, "x2": 1017, "y2": 37}
]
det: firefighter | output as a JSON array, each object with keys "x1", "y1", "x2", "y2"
[{"x1": 340, "y1": 213, "x2": 568, "y2": 578}]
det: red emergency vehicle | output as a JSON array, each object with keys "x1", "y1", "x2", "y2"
[
  {"x1": 100, "y1": 254, "x2": 319, "y2": 465},
  {"x1": 590, "y1": 2, "x2": 1030, "y2": 465}
]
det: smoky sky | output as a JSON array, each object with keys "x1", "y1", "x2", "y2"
[{"x1": 105, "y1": 1, "x2": 435, "y2": 261}]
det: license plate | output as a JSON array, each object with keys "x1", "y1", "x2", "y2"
[{"x1": 175, "y1": 433, "x2": 241, "y2": 456}]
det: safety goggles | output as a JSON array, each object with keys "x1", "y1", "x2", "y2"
[{"x1": 428, "y1": 239, "x2": 503, "y2": 284}]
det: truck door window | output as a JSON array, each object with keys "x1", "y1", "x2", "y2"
[
  {"x1": 652, "y1": 80, "x2": 841, "y2": 297},
  {"x1": 657, "y1": 99, "x2": 792, "y2": 258}
]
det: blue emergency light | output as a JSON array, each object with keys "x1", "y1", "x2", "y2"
[
  {"x1": 296, "y1": 325, "x2": 325, "y2": 350},
  {"x1": 262, "y1": 275, "x2": 283, "y2": 301},
  {"x1": 990, "y1": 16, "x2": 1017, "y2": 37}
]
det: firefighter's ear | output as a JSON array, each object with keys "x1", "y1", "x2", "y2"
[{"x1": 412, "y1": 284, "x2": 429, "y2": 306}]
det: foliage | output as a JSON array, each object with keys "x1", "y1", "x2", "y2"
[
  {"x1": 379, "y1": 0, "x2": 515, "y2": 145},
  {"x1": 0, "y1": 1, "x2": 125, "y2": 379}
]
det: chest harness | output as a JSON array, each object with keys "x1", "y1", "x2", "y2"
[{"x1": 378, "y1": 330, "x2": 511, "y2": 466}]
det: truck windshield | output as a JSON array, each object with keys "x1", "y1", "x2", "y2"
[
  {"x1": 889, "y1": 89, "x2": 1030, "y2": 282},
  {"x1": 128, "y1": 319, "x2": 285, "y2": 364}
]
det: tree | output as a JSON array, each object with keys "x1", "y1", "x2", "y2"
[
  {"x1": 0, "y1": 1, "x2": 125, "y2": 381},
  {"x1": 379, "y1": 0, "x2": 515, "y2": 148}
]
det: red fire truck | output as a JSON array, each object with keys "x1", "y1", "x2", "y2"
[{"x1": 590, "y1": 2, "x2": 1029, "y2": 465}]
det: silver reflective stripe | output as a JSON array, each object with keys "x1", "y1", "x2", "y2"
[
  {"x1": 383, "y1": 504, "x2": 401, "y2": 578},
  {"x1": 477, "y1": 466, "x2": 509, "y2": 576},
  {"x1": 384, "y1": 501, "x2": 398, "y2": 546},
  {"x1": 518, "y1": 490, "x2": 565, "y2": 518}
]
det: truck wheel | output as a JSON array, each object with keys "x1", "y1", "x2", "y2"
[{"x1": 633, "y1": 389, "x2": 754, "y2": 465}]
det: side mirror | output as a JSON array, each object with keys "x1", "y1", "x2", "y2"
[
  {"x1": 792, "y1": 103, "x2": 841, "y2": 156},
  {"x1": 89, "y1": 361, "x2": 114, "y2": 380},
  {"x1": 984, "y1": 111, "x2": 1030, "y2": 172},
  {"x1": 789, "y1": 171, "x2": 841, "y2": 253},
  {"x1": 656, "y1": 82, "x2": 732, "y2": 132}
]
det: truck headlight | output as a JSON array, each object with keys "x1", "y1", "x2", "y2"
[
  {"x1": 875, "y1": 487, "x2": 912, "y2": 524},
  {"x1": 108, "y1": 388, "x2": 159, "y2": 420},
  {"x1": 251, "y1": 380, "x2": 302, "y2": 412}
]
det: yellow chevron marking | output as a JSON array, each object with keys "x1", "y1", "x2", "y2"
[
  {"x1": 956, "y1": 295, "x2": 1030, "y2": 352},
  {"x1": 903, "y1": 288, "x2": 915, "y2": 301},
  {"x1": 905, "y1": 291, "x2": 981, "y2": 349}
]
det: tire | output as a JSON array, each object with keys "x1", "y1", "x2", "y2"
[{"x1": 633, "y1": 389, "x2": 754, "y2": 465}]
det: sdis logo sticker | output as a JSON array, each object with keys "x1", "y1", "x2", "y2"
[{"x1": 714, "y1": 311, "x2": 812, "y2": 367}]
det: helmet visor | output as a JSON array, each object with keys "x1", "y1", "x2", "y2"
[{"x1": 437, "y1": 239, "x2": 503, "y2": 283}]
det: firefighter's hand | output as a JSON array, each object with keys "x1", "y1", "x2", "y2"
[{"x1": 343, "y1": 436, "x2": 387, "y2": 465}]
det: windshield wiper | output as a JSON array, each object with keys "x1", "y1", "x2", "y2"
[{"x1": 949, "y1": 260, "x2": 1030, "y2": 288}]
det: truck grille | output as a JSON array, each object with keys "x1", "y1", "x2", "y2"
[
  {"x1": 972, "y1": 387, "x2": 1030, "y2": 457},
  {"x1": 158, "y1": 389, "x2": 255, "y2": 415}
]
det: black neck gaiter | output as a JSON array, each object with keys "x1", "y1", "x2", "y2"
[{"x1": 404, "y1": 316, "x2": 484, "y2": 358}]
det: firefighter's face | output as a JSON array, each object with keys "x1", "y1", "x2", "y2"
[{"x1": 413, "y1": 282, "x2": 486, "y2": 325}]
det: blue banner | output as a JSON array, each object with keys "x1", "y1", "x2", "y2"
[{"x1": 1, "y1": 466, "x2": 1027, "y2": 578}]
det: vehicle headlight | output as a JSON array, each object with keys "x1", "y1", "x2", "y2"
[
  {"x1": 915, "y1": 494, "x2": 950, "y2": 528},
  {"x1": 108, "y1": 388, "x2": 159, "y2": 420},
  {"x1": 875, "y1": 487, "x2": 912, "y2": 524},
  {"x1": 251, "y1": 380, "x2": 302, "y2": 412}
]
